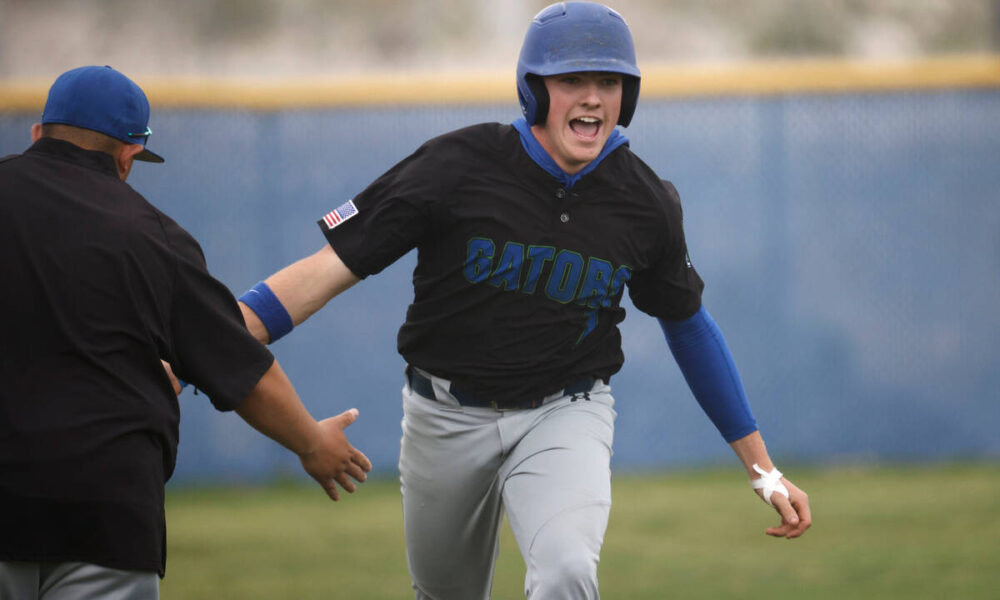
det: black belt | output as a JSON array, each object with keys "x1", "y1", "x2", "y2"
[{"x1": 407, "y1": 367, "x2": 597, "y2": 410}]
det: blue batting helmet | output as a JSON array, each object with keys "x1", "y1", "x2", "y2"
[{"x1": 516, "y1": 1, "x2": 641, "y2": 127}]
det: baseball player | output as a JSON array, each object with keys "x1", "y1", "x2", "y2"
[{"x1": 239, "y1": 2, "x2": 811, "y2": 598}]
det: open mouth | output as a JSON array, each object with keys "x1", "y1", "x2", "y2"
[{"x1": 569, "y1": 116, "x2": 601, "y2": 140}]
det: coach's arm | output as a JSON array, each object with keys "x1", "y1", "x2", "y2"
[
  {"x1": 239, "y1": 245, "x2": 360, "y2": 344},
  {"x1": 161, "y1": 333, "x2": 370, "y2": 500},
  {"x1": 236, "y1": 359, "x2": 371, "y2": 501}
]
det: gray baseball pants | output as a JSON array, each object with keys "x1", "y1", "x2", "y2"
[
  {"x1": 399, "y1": 369, "x2": 616, "y2": 600},
  {"x1": 0, "y1": 561, "x2": 159, "y2": 600}
]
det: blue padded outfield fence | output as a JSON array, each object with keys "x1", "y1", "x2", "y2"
[{"x1": 2, "y1": 57, "x2": 999, "y2": 482}]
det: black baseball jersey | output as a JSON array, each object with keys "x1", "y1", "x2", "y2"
[
  {"x1": 0, "y1": 138, "x2": 274, "y2": 574},
  {"x1": 320, "y1": 123, "x2": 702, "y2": 405}
]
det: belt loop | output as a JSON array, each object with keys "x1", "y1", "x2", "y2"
[{"x1": 407, "y1": 366, "x2": 438, "y2": 401}]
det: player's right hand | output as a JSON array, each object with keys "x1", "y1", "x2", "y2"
[{"x1": 298, "y1": 408, "x2": 373, "y2": 501}]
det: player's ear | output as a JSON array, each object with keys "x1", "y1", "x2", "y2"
[
  {"x1": 114, "y1": 143, "x2": 145, "y2": 181},
  {"x1": 31, "y1": 123, "x2": 43, "y2": 143}
]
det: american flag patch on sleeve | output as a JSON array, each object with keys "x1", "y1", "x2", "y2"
[{"x1": 321, "y1": 200, "x2": 359, "y2": 230}]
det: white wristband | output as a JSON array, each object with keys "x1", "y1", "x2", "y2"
[{"x1": 750, "y1": 463, "x2": 789, "y2": 507}]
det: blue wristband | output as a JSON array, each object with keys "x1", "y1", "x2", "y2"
[{"x1": 238, "y1": 281, "x2": 294, "y2": 343}]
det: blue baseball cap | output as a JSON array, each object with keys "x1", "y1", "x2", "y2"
[{"x1": 42, "y1": 65, "x2": 164, "y2": 163}]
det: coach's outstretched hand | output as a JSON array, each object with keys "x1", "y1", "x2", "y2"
[
  {"x1": 298, "y1": 409, "x2": 373, "y2": 501},
  {"x1": 235, "y1": 360, "x2": 371, "y2": 502}
]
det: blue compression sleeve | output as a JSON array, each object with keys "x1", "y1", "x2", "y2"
[
  {"x1": 238, "y1": 281, "x2": 294, "y2": 343},
  {"x1": 659, "y1": 306, "x2": 758, "y2": 443}
]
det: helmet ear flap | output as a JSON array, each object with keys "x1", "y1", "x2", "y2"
[
  {"x1": 618, "y1": 75, "x2": 640, "y2": 127},
  {"x1": 525, "y1": 75, "x2": 549, "y2": 126},
  {"x1": 524, "y1": 74, "x2": 639, "y2": 127}
]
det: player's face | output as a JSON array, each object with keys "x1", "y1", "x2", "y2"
[{"x1": 533, "y1": 72, "x2": 623, "y2": 175}]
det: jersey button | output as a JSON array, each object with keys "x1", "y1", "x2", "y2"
[
  {"x1": 560, "y1": 212, "x2": 570, "y2": 223},
  {"x1": 555, "y1": 188, "x2": 567, "y2": 199}
]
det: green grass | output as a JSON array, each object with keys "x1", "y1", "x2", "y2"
[{"x1": 162, "y1": 463, "x2": 1000, "y2": 599}]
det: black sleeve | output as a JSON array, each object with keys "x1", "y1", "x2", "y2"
[
  {"x1": 318, "y1": 141, "x2": 442, "y2": 278},
  {"x1": 627, "y1": 179, "x2": 704, "y2": 320},
  {"x1": 161, "y1": 218, "x2": 274, "y2": 411}
]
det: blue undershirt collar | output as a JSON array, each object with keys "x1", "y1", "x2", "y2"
[{"x1": 512, "y1": 117, "x2": 628, "y2": 189}]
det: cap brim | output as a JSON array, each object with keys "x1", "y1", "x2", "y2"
[{"x1": 135, "y1": 147, "x2": 164, "y2": 163}]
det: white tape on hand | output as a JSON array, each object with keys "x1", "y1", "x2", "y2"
[{"x1": 750, "y1": 463, "x2": 789, "y2": 507}]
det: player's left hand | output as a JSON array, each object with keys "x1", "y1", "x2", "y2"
[{"x1": 757, "y1": 476, "x2": 811, "y2": 539}]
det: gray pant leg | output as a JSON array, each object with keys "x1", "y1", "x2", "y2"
[
  {"x1": 0, "y1": 561, "x2": 159, "y2": 600},
  {"x1": 400, "y1": 384, "x2": 506, "y2": 600},
  {"x1": 519, "y1": 504, "x2": 610, "y2": 600},
  {"x1": 0, "y1": 561, "x2": 40, "y2": 600},
  {"x1": 500, "y1": 385, "x2": 616, "y2": 600},
  {"x1": 40, "y1": 562, "x2": 159, "y2": 600}
]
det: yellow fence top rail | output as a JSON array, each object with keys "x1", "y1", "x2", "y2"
[{"x1": 2, "y1": 55, "x2": 998, "y2": 112}]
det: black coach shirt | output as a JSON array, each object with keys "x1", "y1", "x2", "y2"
[
  {"x1": 321, "y1": 123, "x2": 703, "y2": 405},
  {"x1": 0, "y1": 138, "x2": 274, "y2": 575}
]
